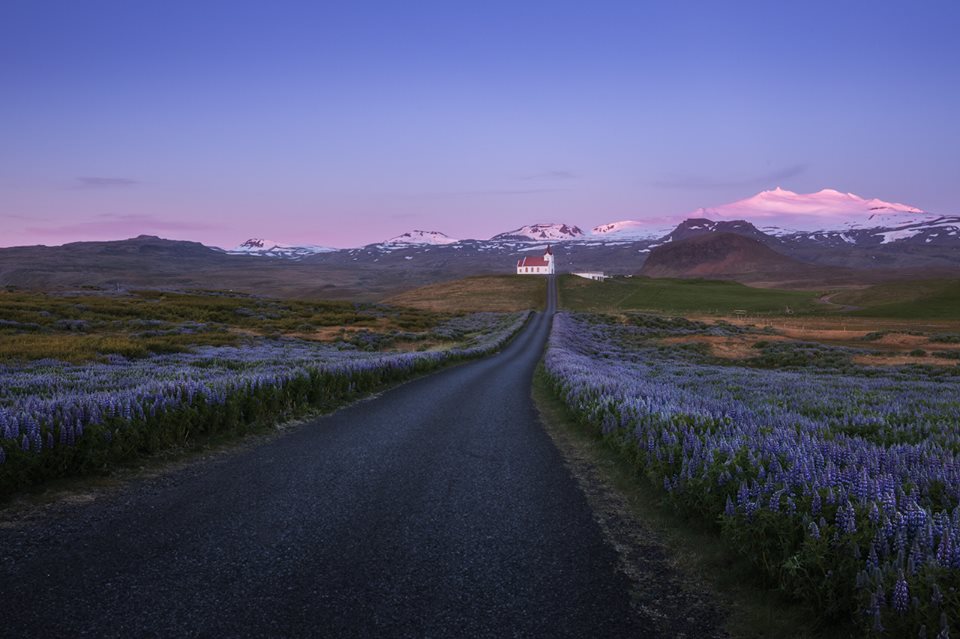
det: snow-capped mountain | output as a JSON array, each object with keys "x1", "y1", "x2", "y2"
[
  {"x1": 692, "y1": 187, "x2": 934, "y2": 235},
  {"x1": 383, "y1": 230, "x2": 458, "y2": 245},
  {"x1": 588, "y1": 188, "x2": 953, "y2": 247},
  {"x1": 591, "y1": 219, "x2": 674, "y2": 241},
  {"x1": 490, "y1": 223, "x2": 585, "y2": 241},
  {"x1": 671, "y1": 188, "x2": 958, "y2": 248},
  {"x1": 228, "y1": 238, "x2": 338, "y2": 259},
  {"x1": 220, "y1": 188, "x2": 956, "y2": 275}
]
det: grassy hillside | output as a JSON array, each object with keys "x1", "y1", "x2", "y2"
[
  {"x1": 559, "y1": 275, "x2": 821, "y2": 315},
  {"x1": 833, "y1": 279, "x2": 960, "y2": 319},
  {"x1": 385, "y1": 275, "x2": 547, "y2": 312},
  {"x1": 0, "y1": 289, "x2": 448, "y2": 362}
]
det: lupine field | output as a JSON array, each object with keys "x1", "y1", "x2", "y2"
[
  {"x1": 0, "y1": 293, "x2": 528, "y2": 492},
  {"x1": 545, "y1": 312, "x2": 960, "y2": 636}
]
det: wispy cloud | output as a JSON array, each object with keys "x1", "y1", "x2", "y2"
[
  {"x1": 654, "y1": 164, "x2": 808, "y2": 190},
  {"x1": 1, "y1": 213, "x2": 47, "y2": 221},
  {"x1": 26, "y1": 214, "x2": 214, "y2": 237},
  {"x1": 519, "y1": 170, "x2": 578, "y2": 181},
  {"x1": 74, "y1": 177, "x2": 140, "y2": 189},
  {"x1": 476, "y1": 188, "x2": 568, "y2": 195},
  {"x1": 411, "y1": 188, "x2": 569, "y2": 200}
]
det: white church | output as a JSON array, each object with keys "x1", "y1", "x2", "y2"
[{"x1": 516, "y1": 246, "x2": 555, "y2": 275}]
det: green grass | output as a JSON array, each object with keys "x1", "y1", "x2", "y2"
[
  {"x1": 559, "y1": 275, "x2": 822, "y2": 315},
  {"x1": 832, "y1": 279, "x2": 960, "y2": 319},
  {"x1": 385, "y1": 275, "x2": 547, "y2": 312},
  {"x1": 0, "y1": 289, "x2": 453, "y2": 363},
  {"x1": 0, "y1": 289, "x2": 444, "y2": 330}
]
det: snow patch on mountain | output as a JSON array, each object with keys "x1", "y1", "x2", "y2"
[
  {"x1": 590, "y1": 220, "x2": 672, "y2": 241},
  {"x1": 229, "y1": 238, "x2": 338, "y2": 258},
  {"x1": 490, "y1": 223, "x2": 584, "y2": 241},
  {"x1": 384, "y1": 230, "x2": 458, "y2": 245},
  {"x1": 878, "y1": 228, "x2": 924, "y2": 244}
]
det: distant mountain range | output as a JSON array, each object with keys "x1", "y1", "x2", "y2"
[
  {"x1": 1, "y1": 188, "x2": 957, "y2": 298},
  {"x1": 226, "y1": 188, "x2": 959, "y2": 259}
]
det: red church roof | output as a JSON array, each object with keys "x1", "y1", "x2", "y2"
[{"x1": 517, "y1": 256, "x2": 549, "y2": 267}]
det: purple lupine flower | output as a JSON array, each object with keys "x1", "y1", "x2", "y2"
[
  {"x1": 837, "y1": 500, "x2": 857, "y2": 535},
  {"x1": 937, "y1": 531, "x2": 952, "y2": 566},
  {"x1": 882, "y1": 516, "x2": 895, "y2": 541},
  {"x1": 893, "y1": 573, "x2": 909, "y2": 615},
  {"x1": 768, "y1": 490, "x2": 782, "y2": 512},
  {"x1": 856, "y1": 570, "x2": 867, "y2": 589},
  {"x1": 872, "y1": 606, "x2": 885, "y2": 634},
  {"x1": 867, "y1": 542, "x2": 879, "y2": 570}
]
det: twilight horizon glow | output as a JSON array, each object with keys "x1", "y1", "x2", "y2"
[{"x1": 2, "y1": 1, "x2": 959, "y2": 249}]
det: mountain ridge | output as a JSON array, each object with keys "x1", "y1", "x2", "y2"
[
  {"x1": 0, "y1": 188, "x2": 957, "y2": 297},
  {"x1": 1, "y1": 228, "x2": 957, "y2": 299},
  {"x1": 490, "y1": 223, "x2": 585, "y2": 242},
  {"x1": 226, "y1": 187, "x2": 951, "y2": 251}
]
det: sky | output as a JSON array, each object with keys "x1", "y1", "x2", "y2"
[{"x1": 2, "y1": 0, "x2": 959, "y2": 248}]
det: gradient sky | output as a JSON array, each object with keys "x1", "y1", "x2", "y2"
[{"x1": 2, "y1": 0, "x2": 959, "y2": 248}]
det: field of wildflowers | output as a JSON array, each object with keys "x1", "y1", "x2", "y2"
[
  {"x1": 0, "y1": 309, "x2": 528, "y2": 492},
  {"x1": 545, "y1": 312, "x2": 960, "y2": 636}
]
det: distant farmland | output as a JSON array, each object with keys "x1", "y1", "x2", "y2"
[
  {"x1": 385, "y1": 275, "x2": 547, "y2": 312},
  {"x1": 558, "y1": 275, "x2": 822, "y2": 315}
]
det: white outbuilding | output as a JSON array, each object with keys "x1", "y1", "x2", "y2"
[{"x1": 572, "y1": 272, "x2": 607, "y2": 281}]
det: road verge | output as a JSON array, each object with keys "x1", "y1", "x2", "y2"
[{"x1": 532, "y1": 365, "x2": 856, "y2": 638}]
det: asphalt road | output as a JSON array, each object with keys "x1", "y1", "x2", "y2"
[{"x1": 0, "y1": 277, "x2": 666, "y2": 638}]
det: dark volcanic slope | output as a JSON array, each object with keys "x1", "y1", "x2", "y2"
[
  {"x1": 0, "y1": 278, "x2": 715, "y2": 638},
  {"x1": 640, "y1": 232, "x2": 814, "y2": 279},
  {"x1": 0, "y1": 235, "x2": 458, "y2": 301},
  {"x1": 659, "y1": 218, "x2": 775, "y2": 245},
  {"x1": 637, "y1": 233, "x2": 960, "y2": 287}
]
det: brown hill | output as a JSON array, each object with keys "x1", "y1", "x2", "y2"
[
  {"x1": 641, "y1": 233, "x2": 804, "y2": 276},
  {"x1": 639, "y1": 233, "x2": 867, "y2": 286},
  {"x1": 0, "y1": 236, "x2": 425, "y2": 300}
]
